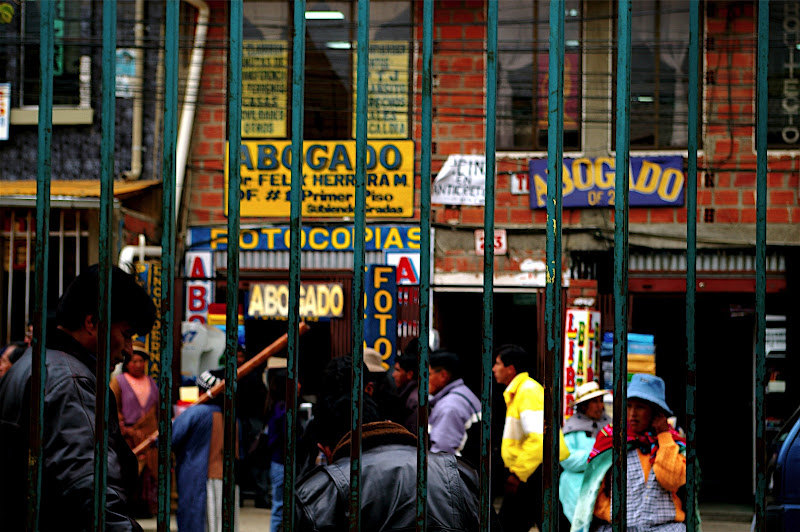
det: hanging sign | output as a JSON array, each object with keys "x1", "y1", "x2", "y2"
[
  {"x1": 564, "y1": 308, "x2": 601, "y2": 419},
  {"x1": 431, "y1": 154, "x2": 488, "y2": 206},
  {"x1": 185, "y1": 251, "x2": 213, "y2": 324},
  {"x1": 247, "y1": 282, "x2": 345, "y2": 319},
  {"x1": 0, "y1": 83, "x2": 10, "y2": 141},
  {"x1": 189, "y1": 224, "x2": 420, "y2": 252},
  {"x1": 352, "y1": 41, "x2": 410, "y2": 139},
  {"x1": 134, "y1": 260, "x2": 163, "y2": 379},
  {"x1": 364, "y1": 265, "x2": 397, "y2": 369},
  {"x1": 226, "y1": 140, "x2": 415, "y2": 218},
  {"x1": 242, "y1": 40, "x2": 288, "y2": 138},
  {"x1": 529, "y1": 155, "x2": 685, "y2": 208}
]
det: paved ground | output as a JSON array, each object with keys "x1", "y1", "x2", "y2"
[{"x1": 140, "y1": 501, "x2": 754, "y2": 531}]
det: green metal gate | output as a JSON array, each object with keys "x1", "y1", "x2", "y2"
[{"x1": 25, "y1": 0, "x2": 772, "y2": 531}]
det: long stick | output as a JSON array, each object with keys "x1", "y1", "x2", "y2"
[{"x1": 132, "y1": 322, "x2": 310, "y2": 455}]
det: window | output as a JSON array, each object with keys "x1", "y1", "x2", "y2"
[
  {"x1": 17, "y1": 0, "x2": 91, "y2": 107},
  {"x1": 241, "y1": 0, "x2": 412, "y2": 140},
  {"x1": 618, "y1": 0, "x2": 701, "y2": 150},
  {"x1": 497, "y1": 0, "x2": 582, "y2": 152},
  {"x1": 767, "y1": 0, "x2": 799, "y2": 150}
]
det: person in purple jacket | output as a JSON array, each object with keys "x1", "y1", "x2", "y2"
[{"x1": 428, "y1": 349, "x2": 481, "y2": 459}]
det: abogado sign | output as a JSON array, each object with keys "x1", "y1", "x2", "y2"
[
  {"x1": 225, "y1": 140, "x2": 415, "y2": 218},
  {"x1": 529, "y1": 155, "x2": 685, "y2": 208},
  {"x1": 247, "y1": 282, "x2": 345, "y2": 319}
]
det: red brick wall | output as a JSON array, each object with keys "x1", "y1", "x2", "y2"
[
  {"x1": 187, "y1": 0, "x2": 229, "y2": 226},
  {"x1": 184, "y1": 1, "x2": 799, "y2": 269}
]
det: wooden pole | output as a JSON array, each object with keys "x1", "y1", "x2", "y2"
[{"x1": 132, "y1": 322, "x2": 310, "y2": 455}]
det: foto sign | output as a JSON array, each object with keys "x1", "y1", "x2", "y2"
[
  {"x1": 226, "y1": 140, "x2": 415, "y2": 218},
  {"x1": 529, "y1": 155, "x2": 685, "y2": 208},
  {"x1": 364, "y1": 265, "x2": 397, "y2": 369},
  {"x1": 475, "y1": 228, "x2": 507, "y2": 256}
]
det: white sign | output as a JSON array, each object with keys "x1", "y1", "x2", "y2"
[
  {"x1": 385, "y1": 251, "x2": 421, "y2": 285},
  {"x1": 185, "y1": 251, "x2": 213, "y2": 324},
  {"x1": 511, "y1": 173, "x2": 529, "y2": 195},
  {"x1": 0, "y1": 83, "x2": 10, "y2": 141},
  {"x1": 431, "y1": 154, "x2": 487, "y2": 206},
  {"x1": 475, "y1": 229, "x2": 507, "y2": 256}
]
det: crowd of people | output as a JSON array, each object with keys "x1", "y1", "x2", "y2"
[{"x1": 0, "y1": 264, "x2": 692, "y2": 532}]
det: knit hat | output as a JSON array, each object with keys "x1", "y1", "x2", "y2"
[{"x1": 628, "y1": 373, "x2": 672, "y2": 416}]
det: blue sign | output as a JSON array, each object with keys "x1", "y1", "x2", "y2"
[
  {"x1": 188, "y1": 224, "x2": 420, "y2": 251},
  {"x1": 529, "y1": 155, "x2": 685, "y2": 208},
  {"x1": 364, "y1": 265, "x2": 397, "y2": 370}
]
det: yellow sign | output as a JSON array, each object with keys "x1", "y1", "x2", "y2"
[
  {"x1": 225, "y1": 140, "x2": 415, "y2": 218},
  {"x1": 352, "y1": 41, "x2": 410, "y2": 139},
  {"x1": 242, "y1": 40, "x2": 287, "y2": 138},
  {"x1": 247, "y1": 283, "x2": 345, "y2": 319}
]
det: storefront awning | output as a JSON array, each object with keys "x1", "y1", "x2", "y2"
[{"x1": 0, "y1": 179, "x2": 161, "y2": 198}]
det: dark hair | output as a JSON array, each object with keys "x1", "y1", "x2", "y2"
[
  {"x1": 397, "y1": 339, "x2": 419, "y2": 374},
  {"x1": 56, "y1": 265, "x2": 156, "y2": 336},
  {"x1": 496, "y1": 344, "x2": 533, "y2": 375},
  {"x1": 321, "y1": 356, "x2": 380, "y2": 399},
  {"x1": 121, "y1": 350, "x2": 149, "y2": 373},
  {"x1": 3, "y1": 342, "x2": 27, "y2": 364},
  {"x1": 428, "y1": 349, "x2": 461, "y2": 379},
  {"x1": 313, "y1": 392, "x2": 381, "y2": 450}
]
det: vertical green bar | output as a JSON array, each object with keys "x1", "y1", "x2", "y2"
[
  {"x1": 94, "y1": 0, "x2": 117, "y2": 529},
  {"x1": 480, "y1": 3, "x2": 498, "y2": 532},
  {"x1": 685, "y1": 1, "x2": 700, "y2": 531},
  {"x1": 157, "y1": 2, "x2": 179, "y2": 530},
  {"x1": 543, "y1": 1, "x2": 565, "y2": 531},
  {"x1": 28, "y1": 0, "x2": 54, "y2": 528},
  {"x1": 350, "y1": 1, "x2": 370, "y2": 530},
  {"x1": 416, "y1": 2, "x2": 434, "y2": 530},
  {"x1": 223, "y1": 1, "x2": 243, "y2": 530},
  {"x1": 755, "y1": 1, "x2": 769, "y2": 530},
  {"x1": 612, "y1": 1, "x2": 631, "y2": 530},
  {"x1": 283, "y1": 1, "x2": 306, "y2": 530}
]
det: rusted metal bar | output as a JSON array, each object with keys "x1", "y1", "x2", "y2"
[
  {"x1": 754, "y1": 1, "x2": 769, "y2": 530},
  {"x1": 685, "y1": 1, "x2": 700, "y2": 530},
  {"x1": 283, "y1": 0, "x2": 307, "y2": 530},
  {"x1": 28, "y1": 0, "x2": 55, "y2": 528},
  {"x1": 543, "y1": 0, "x2": 565, "y2": 530},
  {"x1": 223, "y1": 1, "x2": 243, "y2": 530},
  {"x1": 94, "y1": 0, "x2": 117, "y2": 528},
  {"x1": 612, "y1": 0, "x2": 632, "y2": 530},
  {"x1": 349, "y1": 1, "x2": 370, "y2": 529},
  {"x1": 156, "y1": 1, "x2": 180, "y2": 529}
]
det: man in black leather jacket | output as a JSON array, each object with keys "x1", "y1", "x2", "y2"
[
  {"x1": 295, "y1": 393, "x2": 495, "y2": 531},
  {"x1": 0, "y1": 265, "x2": 156, "y2": 531}
]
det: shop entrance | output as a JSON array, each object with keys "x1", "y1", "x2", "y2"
[
  {"x1": 631, "y1": 291, "x2": 787, "y2": 505},
  {"x1": 243, "y1": 318, "x2": 334, "y2": 398},
  {"x1": 433, "y1": 290, "x2": 539, "y2": 392}
]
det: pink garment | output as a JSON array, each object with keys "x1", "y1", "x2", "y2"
[{"x1": 123, "y1": 372, "x2": 154, "y2": 409}]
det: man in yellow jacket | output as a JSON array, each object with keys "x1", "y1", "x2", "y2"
[{"x1": 492, "y1": 345, "x2": 570, "y2": 532}]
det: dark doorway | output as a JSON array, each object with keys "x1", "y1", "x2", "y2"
[
  {"x1": 243, "y1": 318, "x2": 332, "y2": 397},
  {"x1": 631, "y1": 292, "x2": 758, "y2": 504}
]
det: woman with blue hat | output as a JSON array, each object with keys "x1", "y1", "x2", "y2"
[{"x1": 571, "y1": 374, "x2": 700, "y2": 532}]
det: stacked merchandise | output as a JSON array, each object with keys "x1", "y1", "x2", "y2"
[{"x1": 599, "y1": 332, "x2": 656, "y2": 389}]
